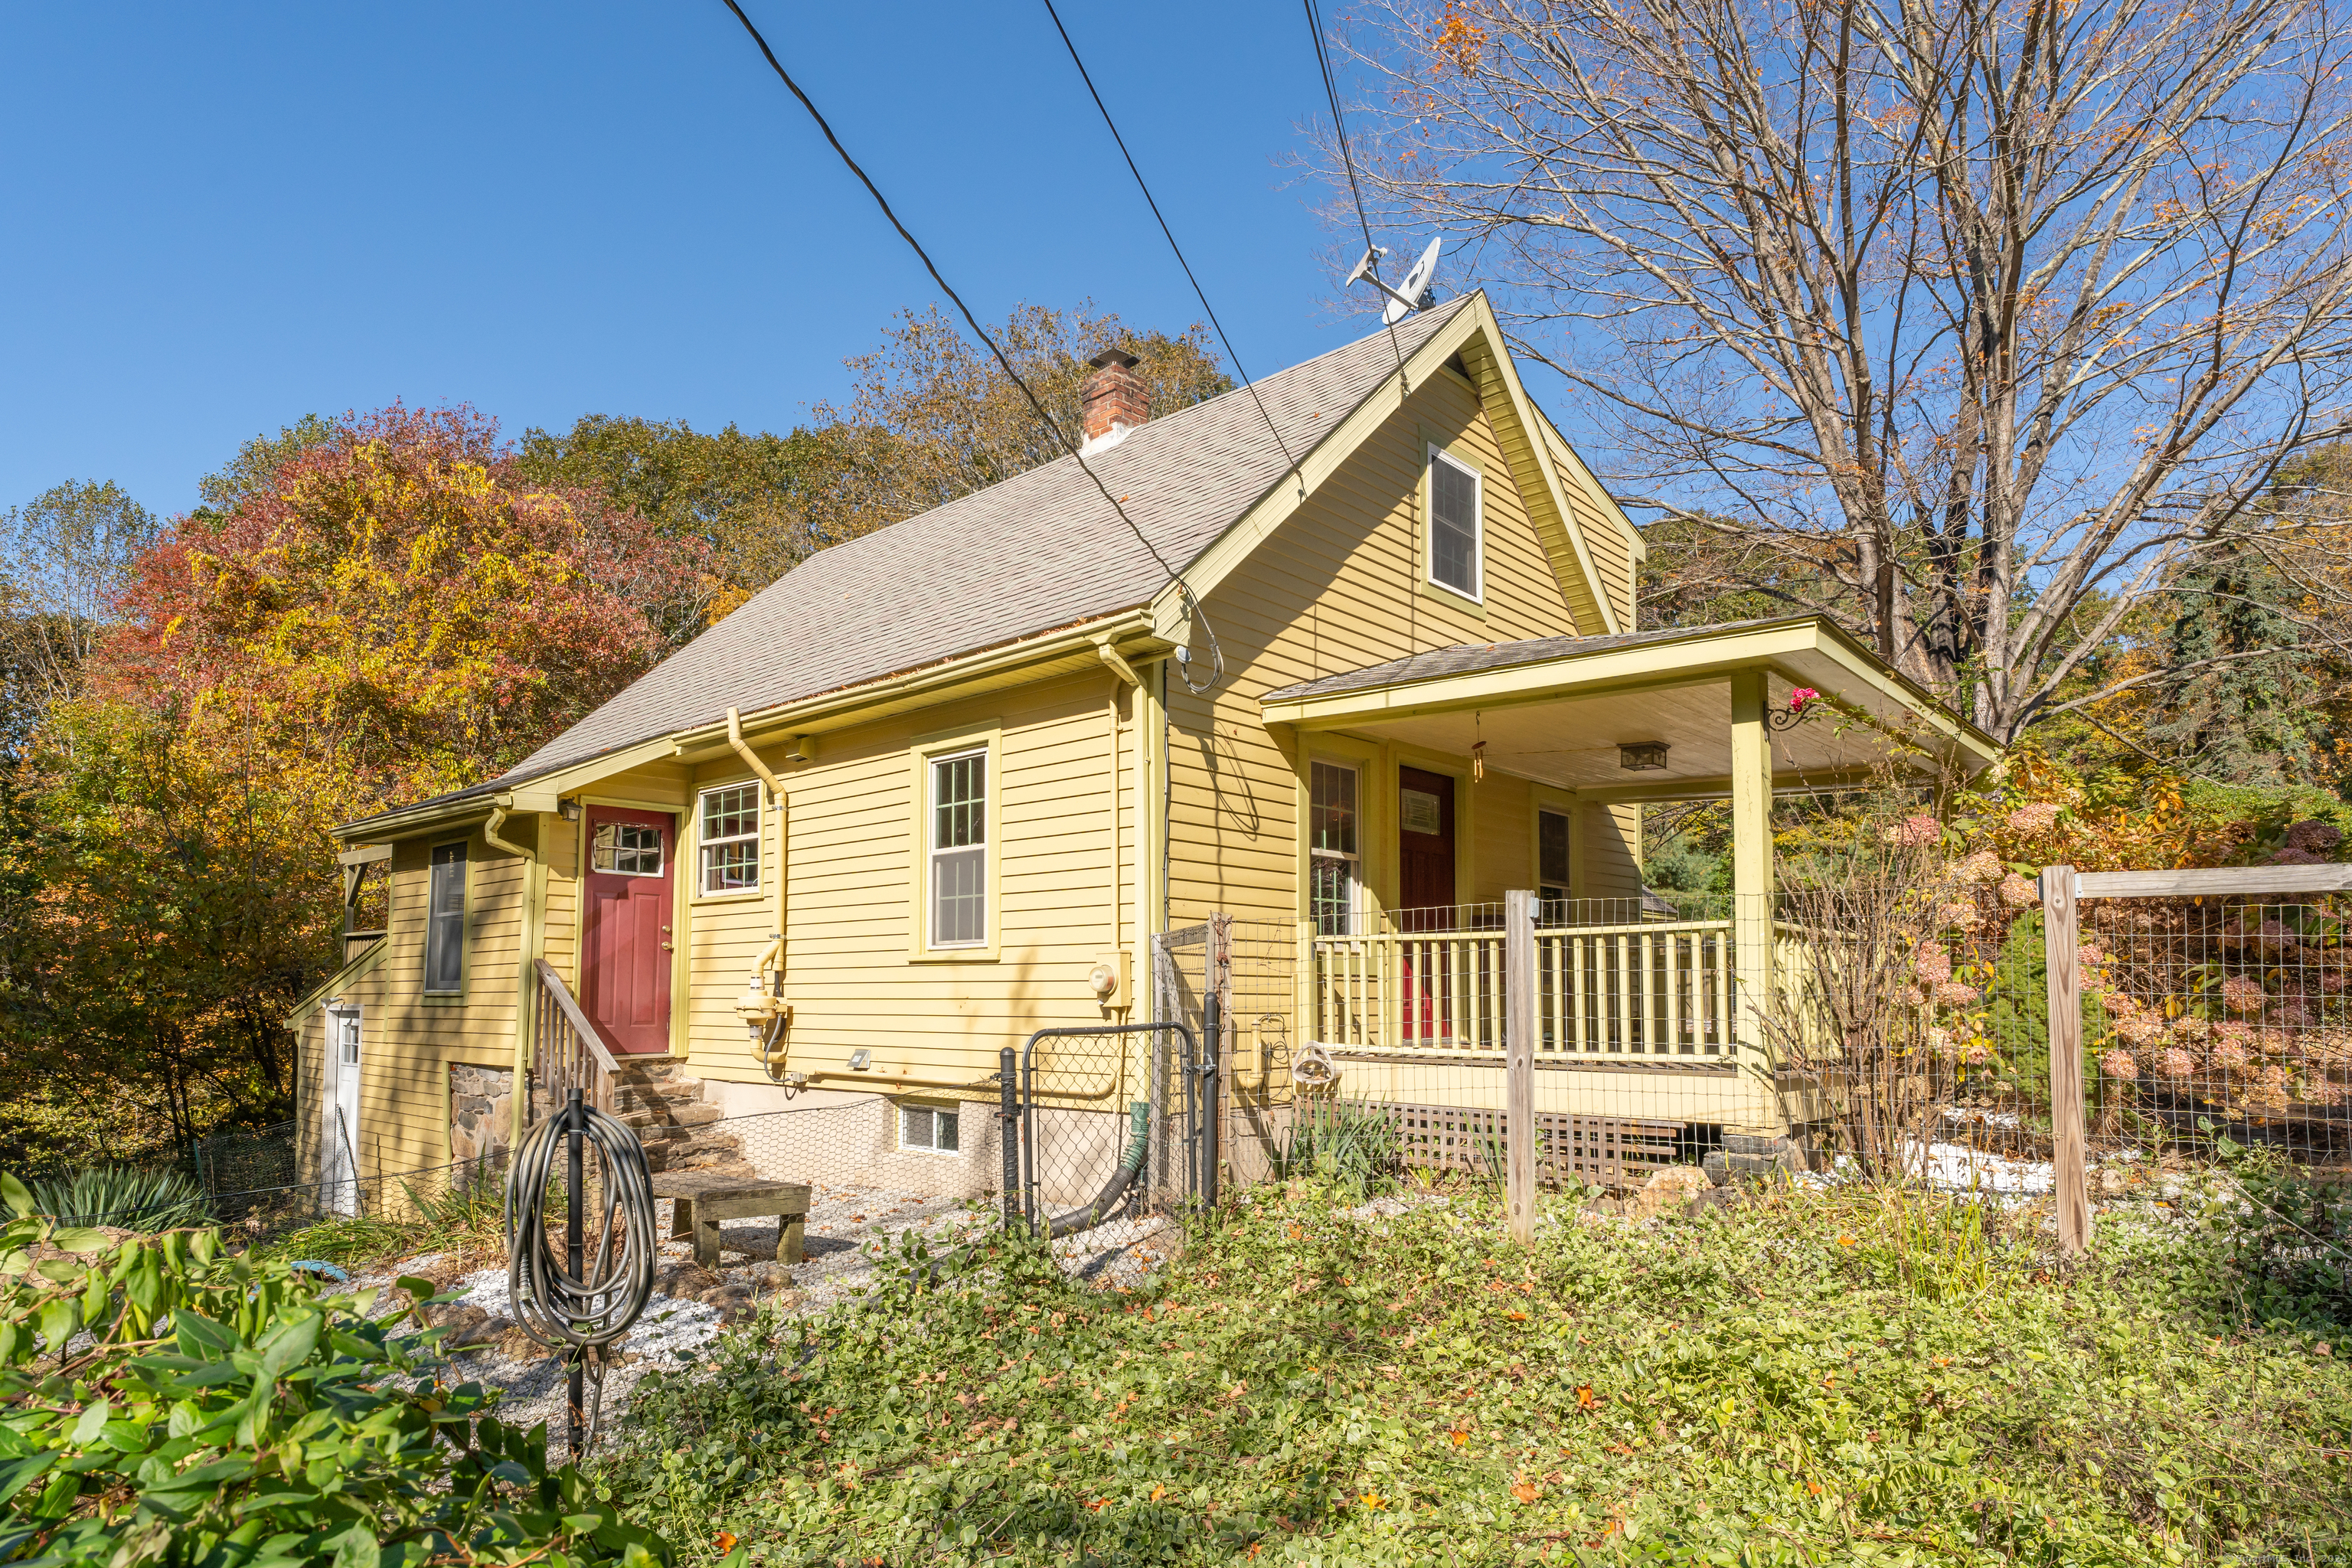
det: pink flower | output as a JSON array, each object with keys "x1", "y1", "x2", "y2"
[
  {"x1": 1962, "y1": 1041, "x2": 1994, "y2": 1066},
  {"x1": 1895, "y1": 984, "x2": 1926, "y2": 1008},
  {"x1": 1787, "y1": 687, "x2": 1820, "y2": 711},
  {"x1": 2272, "y1": 847, "x2": 2324, "y2": 866},
  {"x1": 2101, "y1": 1049, "x2": 2140, "y2": 1080},
  {"x1": 2306, "y1": 1080, "x2": 2346, "y2": 1106},
  {"x1": 2006, "y1": 802, "x2": 2061, "y2": 834},
  {"x1": 1924, "y1": 1025, "x2": 1955, "y2": 1056},
  {"x1": 2212, "y1": 1041, "x2": 2254, "y2": 1072},
  {"x1": 2221, "y1": 975, "x2": 2269, "y2": 1014},
  {"x1": 2156, "y1": 1048, "x2": 2197, "y2": 1078},
  {"x1": 1934, "y1": 979, "x2": 1981, "y2": 1008},
  {"x1": 1886, "y1": 814, "x2": 1942, "y2": 848},
  {"x1": 1914, "y1": 944, "x2": 1954, "y2": 985},
  {"x1": 2114, "y1": 1012, "x2": 2167, "y2": 1046},
  {"x1": 1999, "y1": 873, "x2": 2039, "y2": 908},
  {"x1": 2286, "y1": 819, "x2": 2344, "y2": 854},
  {"x1": 2271, "y1": 1001, "x2": 2316, "y2": 1029}
]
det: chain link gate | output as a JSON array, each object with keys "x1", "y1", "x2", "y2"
[{"x1": 995, "y1": 1021, "x2": 1206, "y2": 1236}]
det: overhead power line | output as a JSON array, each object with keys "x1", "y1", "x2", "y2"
[
  {"x1": 1035, "y1": 0, "x2": 1307, "y2": 498},
  {"x1": 1301, "y1": 0, "x2": 1408, "y2": 374},
  {"x1": 714, "y1": 0, "x2": 1222, "y2": 691}
]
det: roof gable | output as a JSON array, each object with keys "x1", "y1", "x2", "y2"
[{"x1": 1141, "y1": 293, "x2": 1621, "y2": 642}]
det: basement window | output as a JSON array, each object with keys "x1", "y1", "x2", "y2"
[{"x1": 900, "y1": 1102, "x2": 961, "y2": 1155}]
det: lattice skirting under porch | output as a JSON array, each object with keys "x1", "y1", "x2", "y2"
[{"x1": 1355, "y1": 1100, "x2": 1690, "y2": 1188}]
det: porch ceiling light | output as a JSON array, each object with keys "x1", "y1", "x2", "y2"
[{"x1": 1619, "y1": 741, "x2": 1670, "y2": 771}]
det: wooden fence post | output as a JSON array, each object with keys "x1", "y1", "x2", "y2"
[
  {"x1": 2040, "y1": 865, "x2": 2092, "y2": 1256},
  {"x1": 1505, "y1": 890, "x2": 1537, "y2": 1244}
]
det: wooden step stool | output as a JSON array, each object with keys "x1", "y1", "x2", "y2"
[{"x1": 648, "y1": 1171, "x2": 809, "y2": 1268}]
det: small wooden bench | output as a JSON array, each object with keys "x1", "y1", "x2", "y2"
[{"x1": 648, "y1": 1172, "x2": 809, "y2": 1269}]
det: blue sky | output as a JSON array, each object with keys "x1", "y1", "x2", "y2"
[{"x1": 0, "y1": 1, "x2": 1410, "y2": 518}]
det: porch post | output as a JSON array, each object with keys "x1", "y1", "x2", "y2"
[{"x1": 1728, "y1": 671, "x2": 1778, "y2": 1105}]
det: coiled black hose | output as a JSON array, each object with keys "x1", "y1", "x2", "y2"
[{"x1": 505, "y1": 1100, "x2": 658, "y2": 1453}]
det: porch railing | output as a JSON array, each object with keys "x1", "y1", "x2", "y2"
[
  {"x1": 1308, "y1": 913, "x2": 1740, "y2": 1059},
  {"x1": 532, "y1": 959, "x2": 620, "y2": 1117}
]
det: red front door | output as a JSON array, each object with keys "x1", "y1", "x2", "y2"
[
  {"x1": 1398, "y1": 768, "x2": 1456, "y2": 923},
  {"x1": 1398, "y1": 768, "x2": 1458, "y2": 1044},
  {"x1": 583, "y1": 807, "x2": 676, "y2": 1055}
]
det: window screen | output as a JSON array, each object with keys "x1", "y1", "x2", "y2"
[
  {"x1": 900, "y1": 1102, "x2": 960, "y2": 1153},
  {"x1": 930, "y1": 750, "x2": 987, "y2": 947},
  {"x1": 700, "y1": 784, "x2": 761, "y2": 893},
  {"x1": 1309, "y1": 761, "x2": 1359, "y2": 936},
  {"x1": 1429, "y1": 450, "x2": 1481, "y2": 597},
  {"x1": 424, "y1": 844, "x2": 466, "y2": 993}
]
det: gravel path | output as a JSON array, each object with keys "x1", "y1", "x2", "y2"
[{"x1": 344, "y1": 1183, "x2": 1175, "y2": 1453}]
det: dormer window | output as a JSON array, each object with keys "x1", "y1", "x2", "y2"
[{"x1": 1427, "y1": 447, "x2": 1482, "y2": 600}]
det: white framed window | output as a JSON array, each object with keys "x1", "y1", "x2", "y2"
[
  {"x1": 929, "y1": 748, "x2": 988, "y2": 948},
  {"x1": 1427, "y1": 446, "x2": 1482, "y2": 600},
  {"x1": 424, "y1": 843, "x2": 466, "y2": 994},
  {"x1": 1309, "y1": 760, "x2": 1360, "y2": 937},
  {"x1": 900, "y1": 1102, "x2": 961, "y2": 1155},
  {"x1": 698, "y1": 782, "x2": 761, "y2": 895},
  {"x1": 591, "y1": 822, "x2": 665, "y2": 877}
]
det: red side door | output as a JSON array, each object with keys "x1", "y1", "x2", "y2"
[
  {"x1": 1398, "y1": 768, "x2": 1458, "y2": 1044},
  {"x1": 582, "y1": 807, "x2": 676, "y2": 1055}
]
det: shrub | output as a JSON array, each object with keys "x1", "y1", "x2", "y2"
[
  {"x1": 1272, "y1": 1099, "x2": 1399, "y2": 1199},
  {"x1": 27, "y1": 1163, "x2": 210, "y2": 1230},
  {"x1": 0, "y1": 1172, "x2": 671, "y2": 1566}
]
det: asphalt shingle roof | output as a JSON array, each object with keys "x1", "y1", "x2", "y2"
[{"x1": 496, "y1": 298, "x2": 1475, "y2": 790}]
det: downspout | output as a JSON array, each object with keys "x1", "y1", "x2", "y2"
[
  {"x1": 727, "y1": 708, "x2": 795, "y2": 1082},
  {"x1": 1097, "y1": 642, "x2": 1142, "y2": 1007}
]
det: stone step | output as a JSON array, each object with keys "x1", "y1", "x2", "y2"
[
  {"x1": 669, "y1": 1102, "x2": 724, "y2": 1129},
  {"x1": 668, "y1": 1129, "x2": 745, "y2": 1162}
]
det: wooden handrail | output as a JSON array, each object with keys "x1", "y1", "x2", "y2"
[{"x1": 534, "y1": 959, "x2": 622, "y2": 1079}]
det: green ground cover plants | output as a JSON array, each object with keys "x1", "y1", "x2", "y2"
[
  {"x1": 604, "y1": 1178, "x2": 2352, "y2": 1567},
  {"x1": 0, "y1": 1174, "x2": 670, "y2": 1566}
]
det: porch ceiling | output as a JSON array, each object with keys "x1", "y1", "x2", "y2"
[{"x1": 1259, "y1": 615, "x2": 2000, "y2": 799}]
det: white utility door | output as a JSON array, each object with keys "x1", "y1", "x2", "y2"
[{"x1": 322, "y1": 1004, "x2": 361, "y2": 1216}]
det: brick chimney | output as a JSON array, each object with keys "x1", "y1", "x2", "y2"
[{"x1": 1080, "y1": 348, "x2": 1146, "y2": 452}]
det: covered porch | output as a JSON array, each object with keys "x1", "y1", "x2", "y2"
[{"x1": 1259, "y1": 616, "x2": 2000, "y2": 1142}]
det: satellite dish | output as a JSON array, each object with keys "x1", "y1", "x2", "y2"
[
  {"x1": 1387, "y1": 237, "x2": 1444, "y2": 322},
  {"x1": 1342, "y1": 236, "x2": 1446, "y2": 323}
]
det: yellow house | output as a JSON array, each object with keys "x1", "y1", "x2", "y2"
[{"x1": 289, "y1": 291, "x2": 1996, "y2": 1207}]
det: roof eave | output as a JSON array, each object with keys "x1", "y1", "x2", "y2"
[
  {"x1": 332, "y1": 606, "x2": 1166, "y2": 841},
  {"x1": 1259, "y1": 615, "x2": 2001, "y2": 773}
]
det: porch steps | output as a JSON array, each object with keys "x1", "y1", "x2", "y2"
[{"x1": 606, "y1": 1060, "x2": 759, "y2": 1181}]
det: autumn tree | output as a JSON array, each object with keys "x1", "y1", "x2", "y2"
[
  {"x1": 513, "y1": 416, "x2": 891, "y2": 616},
  {"x1": 1339, "y1": 0, "x2": 2352, "y2": 740},
  {"x1": 0, "y1": 407, "x2": 712, "y2": 1158},
  {"x1": 816, "y1": 301, "x2": 1231, "y2": 521}
]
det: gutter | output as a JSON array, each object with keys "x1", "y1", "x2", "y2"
[{"x1": 335, "y1": 608, "x2": 1164, "y2": 841}]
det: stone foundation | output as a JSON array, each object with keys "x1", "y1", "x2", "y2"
[{"x1": 449, "y1": 1063, "x2": 517, "y2": 1165}]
